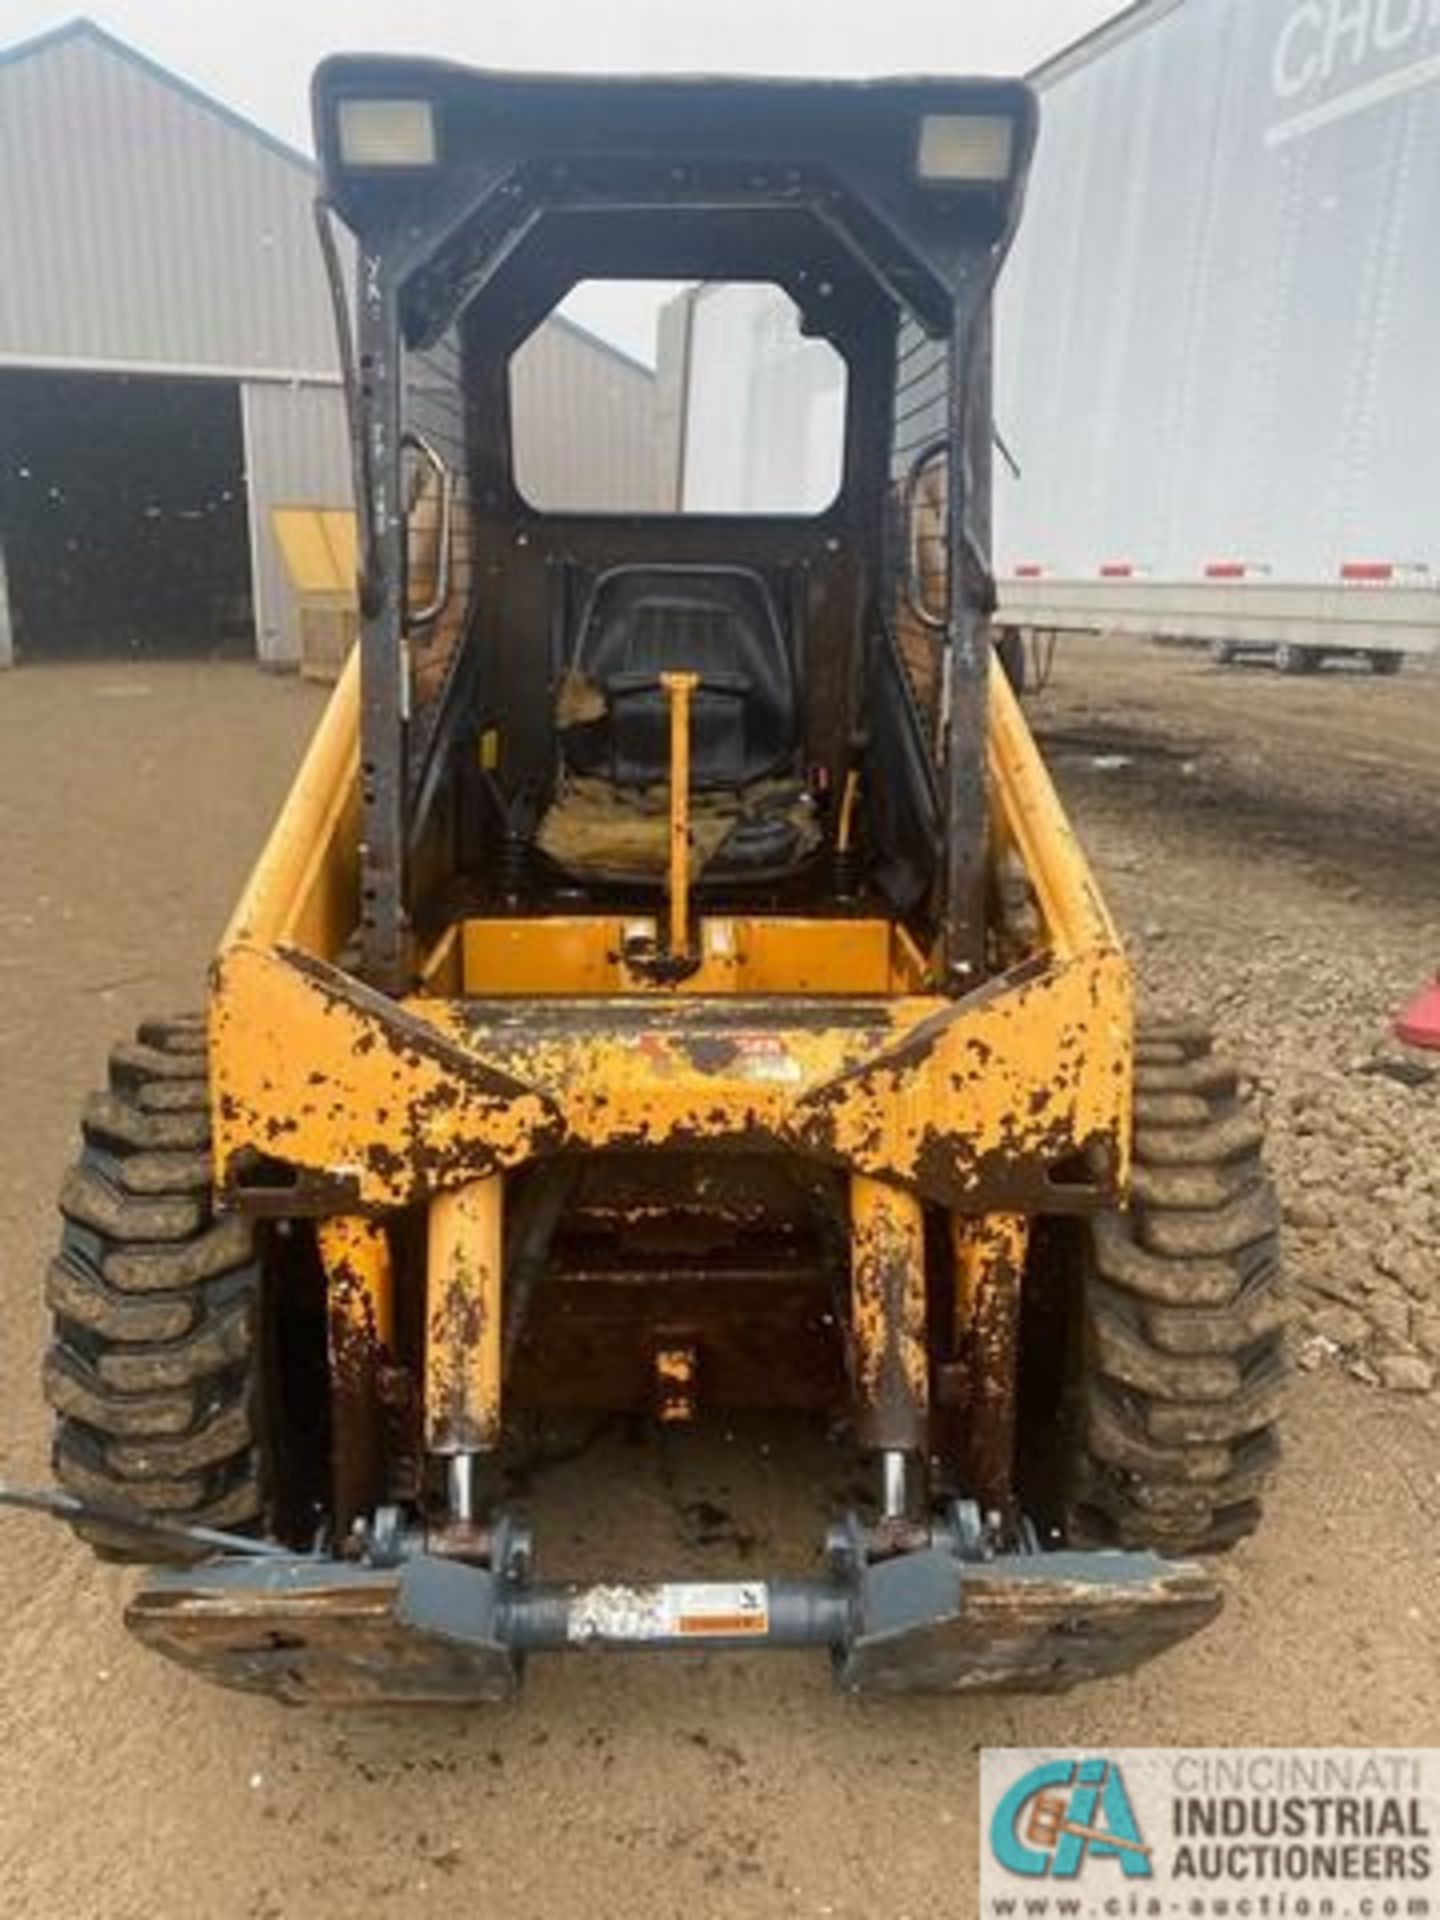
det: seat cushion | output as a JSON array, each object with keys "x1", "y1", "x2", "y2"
[{"x1": 560, "y1": 568, "x2": 796, "y2": 792}]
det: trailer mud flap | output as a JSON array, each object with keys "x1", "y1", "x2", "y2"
[{"x1": 125, "y1": 1543, "x2": 1217, "y2": 1703}]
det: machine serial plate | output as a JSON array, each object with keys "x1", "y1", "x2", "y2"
[{"x1": 567, "y1": 1581, "x2": 770, "y2": 1644}]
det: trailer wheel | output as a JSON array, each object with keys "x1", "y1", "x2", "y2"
[
  {"x1": 1057, "y1": 1022, "x2": 1288, "y2": 1555},
  {"x1": 42, "y1": 1017, "x2": 268, "y2": 1561},
  {"x1": 1208, "y1": 639, "x2": 1237, "y2": 667},
  {"x1": 1273, "y1": 643, "x2": 1312, "y2": 675},
  {"x1": 1368, "y1": 652, "x2": 1404, "y2": 676}
]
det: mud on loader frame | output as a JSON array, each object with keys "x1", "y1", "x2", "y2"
[{"x1": 97, "y1": 63, "x2": 1225, "y2": 1699}]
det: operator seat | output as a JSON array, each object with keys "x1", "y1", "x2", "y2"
[{"x1": 538, "y1": 566, "x2": 817, "y2": 880}]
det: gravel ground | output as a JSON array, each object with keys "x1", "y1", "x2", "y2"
[
  {"x1": 0, "y1": 646, "x2": 1436, "y2": 1920},
  {"x1": 1033, "y1": 637, "x2": 1440, "y2": 1395}
]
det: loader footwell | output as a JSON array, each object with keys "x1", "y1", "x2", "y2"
[{"x1": 123, "y1": 1511, "x2": 1218, "y2": 1704}]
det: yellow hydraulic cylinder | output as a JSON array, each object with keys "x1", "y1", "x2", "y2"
[
  {"x1": 950, "y1": 1211, "x2": 1030, "y2": 1515},
  {"x1": 425, "y1": 1177, "x2": 503, "y2": 1457},
  {"x1": 662, "y1": 670, "x2": 699, "y2": 958},
  {"x1": 848, "y1": 1175, "x2": 929, "y2": 1454},
  {"x1": 316, "y1": 1213, "x2": 395, "y2": 1527}
]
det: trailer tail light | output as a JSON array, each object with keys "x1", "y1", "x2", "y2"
[
  {"x1": 1204, "y1": 561, "x2": 1272, "y2": 579},
  {"x1": 1013, "y1": 563, "x2": 1046, "y2": 579},
  {"x1": 1341, "y1": 561, "x2": 1429, "y2": 583}
]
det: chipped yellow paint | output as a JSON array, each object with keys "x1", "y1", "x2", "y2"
[
  {"x1": 655, "y1": 1344, "x2": 698, "y2": 1423},
  {"x1": 315, "y1": 1211, "x2": 396, "y2": 1525},
  {"x1": 426, "y1": 1178, "x2": 502, "y2": 1454},
  {"x1": 849, "y1": 1177, "x2": 928, "y2": 1451},
  {"x1": 211, "y1": 940, "x2": 1129, "y2": 1212},
  {"x1": 208, "y1": 659, "x2": 1132, "y2": 1217},
  {"x1": 317, "y1": 1214, "x2": 396, "y2": 1358},
  {"x1": 952, "y1": 1211, "x2": 1029, "y2": 1351},
  {"x1": 950, "y1": 1210, "x2": 1031, "y2": 1509},
  {"x1": 210, "y1": 943, "x2": 561, "y2": 1202}
]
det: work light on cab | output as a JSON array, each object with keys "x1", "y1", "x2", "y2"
[
  {"x1": 915, "y1": 112, "x2": 1016, "y2": 183},
  {"x1": 336, "y1": 96, "x2": 437, "y2": 168}
]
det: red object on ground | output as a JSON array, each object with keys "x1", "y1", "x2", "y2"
[{"x1": 1395, "y1": 977, "x2": 1440, "y2": 1051}]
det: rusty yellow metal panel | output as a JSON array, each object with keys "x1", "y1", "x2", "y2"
[
  {"x1": 210, "y1": 943, "x2": 563, "y2": 1202},
  {"x1": 208, "y1": 674, "x2": 1130, "y2": 1220},
  {"x1": 210, "y1": 941, "x2": 1128, "y2": 1214},
  {"x1": 457, "y1": 916, "x2": 910, "y2": 997}
]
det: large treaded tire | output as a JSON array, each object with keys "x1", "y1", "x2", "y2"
[
  {"x1": 43, "y1": 1016, "x2": 265, "y2": 1560},
  {"x1": 1063, "y1": 1020, "x2": 1288, "y2": 1555}
]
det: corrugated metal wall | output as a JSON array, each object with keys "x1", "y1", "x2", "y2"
[
  {"x1": 241, "y1": 381, "x2": 353, "y2": 665},
  {"x1": 511, "y1": 317, "x2": 666, "y2": 511},
  {"x1": 0, "y1": 27, "x2": 336, "y2": 376},
  {"x1": 0, "y1": 23, "x2": 667, "y2": 664}
]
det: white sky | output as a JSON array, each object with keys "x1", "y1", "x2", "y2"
[{"x1": 2, "y1": 0, "x2": 1130, "y2": 357}]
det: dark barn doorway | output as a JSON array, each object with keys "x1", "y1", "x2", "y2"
[{"x1": 0, "y1": 369, "x2": 252, "y2": 659}]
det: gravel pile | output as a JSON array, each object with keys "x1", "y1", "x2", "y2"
[{"x1": 1045, "y1": 695, "x2": 1438, "y2": 1402}]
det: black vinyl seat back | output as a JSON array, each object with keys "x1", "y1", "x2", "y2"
[{"x1": 562, "y1": 567, "x2": 797, "y2": 791}]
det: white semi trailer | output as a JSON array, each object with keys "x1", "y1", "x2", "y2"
[
  {"x1": 993, "y1": 0, "x2": 1440, "y2": 671},
  {"x1": 664, "y1": 0, "x2": 1440, "y2": 671}
]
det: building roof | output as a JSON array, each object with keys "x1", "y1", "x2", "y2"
[
  {"x1": 1029, "y1": 0, "x2": 1186, "y2": 89},
  {"x1": 0, "y1": 15, "x2": 316, "y2": 172},
  {"x1": 0, "y1": 16, "x2": 660, "y2": 377}
]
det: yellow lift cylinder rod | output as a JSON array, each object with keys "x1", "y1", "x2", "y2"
[
  {"x1": 316, "y1": 1213, "x2": 395, "y2": 1530},
  {"x1": 426, "y1": 1177, "x2": 503, "y2": 1522},
  {"x1": 662, "y1": 670, "x2": 699, "y2": 957},
  {"x1": 849, "y1": 1175, "x2": 929, "y2": 1515}
]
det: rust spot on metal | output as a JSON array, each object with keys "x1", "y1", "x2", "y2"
[
  {"x1": 849, "y1": 1177, "x2": 928, "y2": 1453},
  {"x1": 426, "y1": 1178, "x2": 503, "y2": 1456},
  {"x1": 317, "y1": 1214, "x2": 396, "y2": 1533},
  {"x1": 947, "y1": 1211, "x2": 1030, "y2": 1519}
]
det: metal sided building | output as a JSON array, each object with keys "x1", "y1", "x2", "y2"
[
  {"x1": 996, "y1": 0, "x2": 1440, "y2": 582},
  {"x1": 0, "y1": 19, "x2": 663, "y2": 667}
]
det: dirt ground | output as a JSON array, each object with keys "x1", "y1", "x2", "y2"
[{"x1": 0, "y1": 644, "x2": 1437, "y2": 1920}]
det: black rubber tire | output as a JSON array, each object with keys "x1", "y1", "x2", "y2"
[
  {"x1": 1062, "y1": 1021, "x2": 1287, "y2": 1555},
  {"x1": 43, "y1": 1016, "x2": 265, "y2": 1561},
  {"x1": 1368, "y1": 652, "x2": 1404, "y2": 677}
]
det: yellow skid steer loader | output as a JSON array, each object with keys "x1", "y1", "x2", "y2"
[{"x1": 28, "y1": 58, "x2": 1286, "y2": 1702}]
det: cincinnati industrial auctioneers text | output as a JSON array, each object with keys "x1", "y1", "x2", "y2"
[
  {"x1": 1169, "y1": 1755, "x2": 1433, "y2": 1887},
  {"x1": 981, "y1": 1751, "x2": 1440, "y2": 1914}
]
